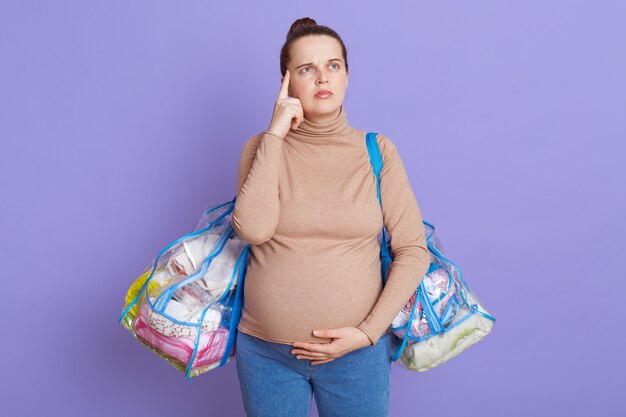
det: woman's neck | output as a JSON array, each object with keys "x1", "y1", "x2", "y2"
[{"x1": 303, "y1": 106, "x2": 342, "y2": 125}]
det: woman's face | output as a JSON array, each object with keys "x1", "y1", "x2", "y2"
[{"x1": 284, "y1": 35, "x2": 349, "y2": 123}]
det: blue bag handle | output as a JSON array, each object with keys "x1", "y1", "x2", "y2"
[{"x1": 364, "y1": 131, "x2": 413, "y2": 362}]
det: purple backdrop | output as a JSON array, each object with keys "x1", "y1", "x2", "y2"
[{"x1": 2, "y1": 1, "x2": 624, "y2": 416}]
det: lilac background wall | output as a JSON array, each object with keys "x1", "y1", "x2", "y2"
[{"x1": 2, "y1": 1, "x2": 624, "y2": 416}]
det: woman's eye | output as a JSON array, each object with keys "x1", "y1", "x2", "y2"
[{"x1": 301, "y1": 63, "x2": 339, "y2": 73}]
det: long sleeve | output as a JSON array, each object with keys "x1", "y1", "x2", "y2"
[
  {"x1": 231, "y1": 132, "x2": 284, "y2": 245},
  {"x1": 356, "y1": 133, "x2": 431, "y2": 346}
]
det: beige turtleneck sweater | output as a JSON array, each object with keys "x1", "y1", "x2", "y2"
[{"x1": 232, "y1": 105, "x2": 430, "y2": 346}]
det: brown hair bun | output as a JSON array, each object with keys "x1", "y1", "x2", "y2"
[{"x1": 286, "y1": 17, "x2": 318, "y2": 39}]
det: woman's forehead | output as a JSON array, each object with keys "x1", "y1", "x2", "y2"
[{"x1": 291, "y1": 36, "x2": 342, "y2": 62}]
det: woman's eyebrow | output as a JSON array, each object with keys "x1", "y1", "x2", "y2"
[{"x1": 295, "y1": 58, "x2": 344, "y2": 70}]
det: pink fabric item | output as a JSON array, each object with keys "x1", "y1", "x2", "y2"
[{"x1": 135, "y1": 303, "x2": 232, "y2": 368}]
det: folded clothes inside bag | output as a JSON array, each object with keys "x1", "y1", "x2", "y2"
[
  {"x1": 136, "y1": 303, "x2": 231, "y2": 369},
  {"x1": 119, "y1": 199, "x2": 251, "y2": 380}
]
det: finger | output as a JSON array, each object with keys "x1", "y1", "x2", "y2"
[
  {"x1": 304, "y1": 343, "x2": 336, "y2": 356},
  {"x1": 293, "y1": 115, "x2": 303, "y2": 130},
  {"x1": 292, "y1": 349, "x2": 326, "y2": 358},
  {"x1": 292, "y1": 342, "x2": 332, "y2": 354},
  {"x1": 289, "y1": 101, "x2": 304, "y2": 130},
  {"x1": 294, "y1": 113, "x2": 304, "y2": 129},
  {"x1": 296, "y1": 353, "x2": 330, "y2": 360},
  {"x1": 291, "y1": 113, "x2": 302, "y2": 130},
  {"x1": 278, "y1": 69, "x2": 290, "y2": 100}
]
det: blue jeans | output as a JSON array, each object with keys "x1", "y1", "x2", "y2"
[{"x1": 235, "y1": 330, "x2": 398, "y2": 417}]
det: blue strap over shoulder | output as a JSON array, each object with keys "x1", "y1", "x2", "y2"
[
  {"x1": 365, "y1": 132, "x2": 383, "y2": 202},
  {"x1": 364, "y1": 132, "x2": 393, "y2": 285},
  {"x1": 364, "y1": 131, "x2": 409, "y2": 361}
]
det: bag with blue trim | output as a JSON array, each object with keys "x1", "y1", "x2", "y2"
[
  {"x1": 365, "y1": 132, "x2": 496, "y2": 372},
  {"x1": 118, "y1": 199, "x2": 250, "y2": 380}
]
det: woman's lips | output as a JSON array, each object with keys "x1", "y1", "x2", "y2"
[{"x1": 314, "y1": 90, "x2": 333, "y2": 99}]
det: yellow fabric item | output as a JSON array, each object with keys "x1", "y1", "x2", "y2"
[{"x1": 124, "y1": 268, "x2": 161, "y2": 318}]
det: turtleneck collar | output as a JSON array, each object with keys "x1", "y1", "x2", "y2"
[{"x1": 287, "y1": 105, "x2": 353, "y2": 141}]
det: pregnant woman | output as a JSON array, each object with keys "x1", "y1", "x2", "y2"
[{"x1": 231, "y1": 17, "x2": 430, "y2": 417}]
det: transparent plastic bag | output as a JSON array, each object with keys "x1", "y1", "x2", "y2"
[
  {"x1": 118, "y1": 198, "x2": 251, "y2": 380},
  {"x1": 365, "y1": 132, "x2": 496, "y2": 372},
  {"x1": 388, "y1": 221, "x2": 495, "y2": 371}
]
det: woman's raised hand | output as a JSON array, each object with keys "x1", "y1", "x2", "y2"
[{"x1": 266, "y1": 69, "x2": 304, "y2": 139}]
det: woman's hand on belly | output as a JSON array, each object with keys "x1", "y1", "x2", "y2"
[{"x1": 290, "y1": 326, "x2": 372, "y2": 365}]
